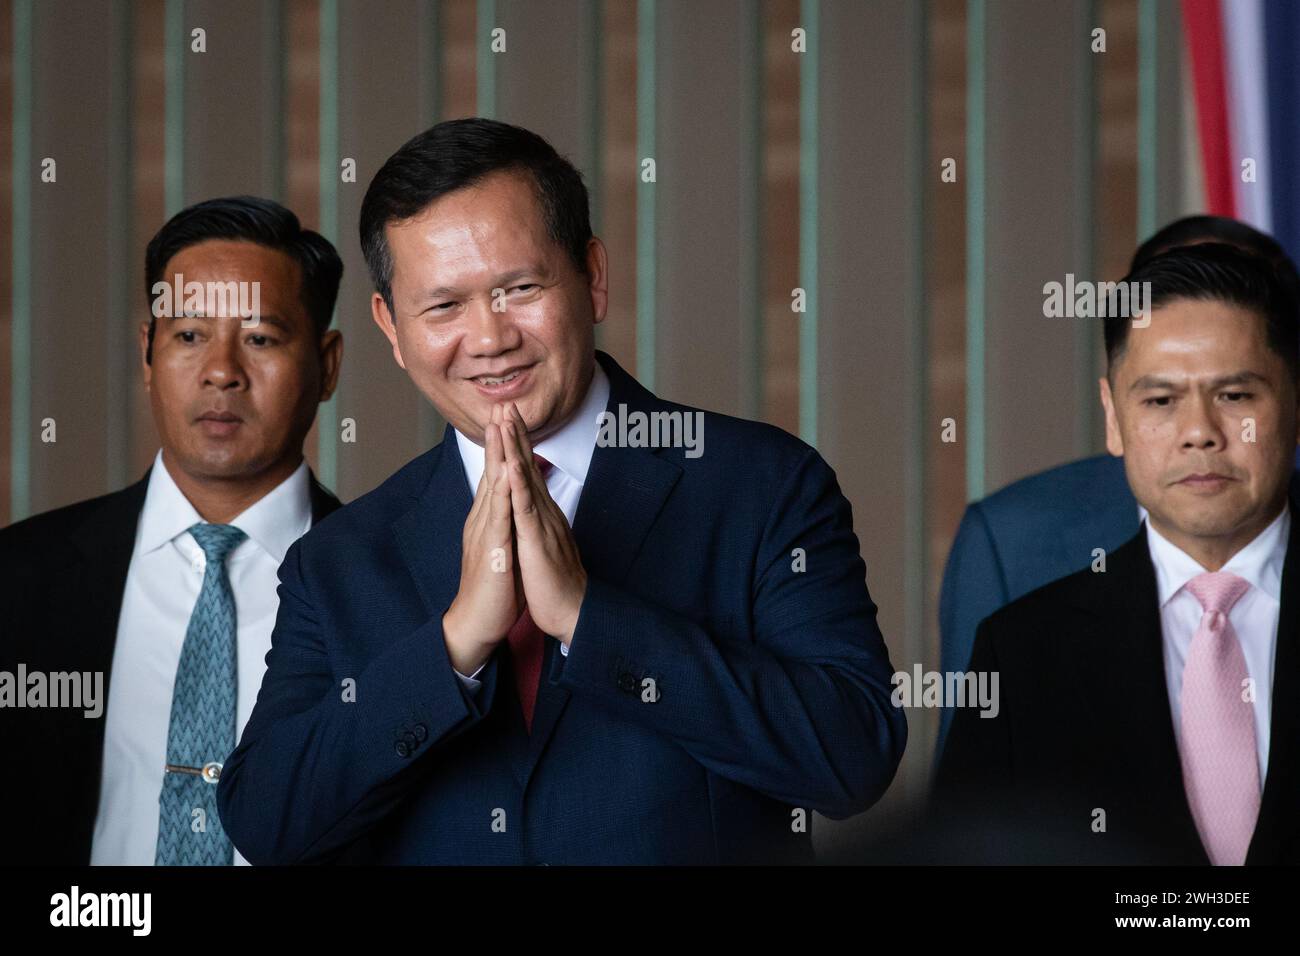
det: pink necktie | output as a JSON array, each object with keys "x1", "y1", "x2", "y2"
[
  {"x1": 1180, "y1": 571, "x2": 1259, "y2": 866},
  {"x1": 506, "y1": 454, "x2": 553, "y2": 733}
]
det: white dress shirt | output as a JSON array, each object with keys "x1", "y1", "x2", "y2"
[
  {"x1": 451, "y1": 361, "x2": 611, "y2": 692},
  {"x1": 1146, "y1": 504, "x2": 1289, "y2": 785},
  {"x1": 90, "y1": 450, "x2": 314, "y2": 866}
]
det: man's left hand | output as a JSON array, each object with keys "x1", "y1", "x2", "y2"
[{"x1": 501, "y1": 402, "x2": 588, "y2": 644}]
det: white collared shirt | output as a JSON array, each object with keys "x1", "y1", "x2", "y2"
[
  {"x1": 1146, "y1": 504, "x2": 1289, "y2": 784},
  {"x1": 90, "y1": 450, "x2": 314, "y2": 866},
  {"x1": 451, "y1": 361, "x2": 611, "y2": 691}
]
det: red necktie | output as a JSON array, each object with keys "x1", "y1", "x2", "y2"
[{"x1": 507, "y1": 454, "x2": 553, "y2": 732}]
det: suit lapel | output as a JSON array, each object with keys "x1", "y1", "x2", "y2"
[
  {"x1": 391, "y1": 430, "x2": 532, "y2": 785},
  {"x1": 71, "y1": 473, "x2": 150, "y2": 695},
  {"x1": 392, "y1": 432, "x2": 473, "y2": 641},
  {"x1": 522, "y1": 353, "x2": 683, "y2": 781},
  {"x1": 1067, "y1": 526, "x2": 1209, "y2": 862},
  {"x1": 1248, "y1": 492, "x2": 1300, "y2": 863},
  {"x1": 306, "y1": 470, "x2": 343, "y2": 523},
  {"x1": 66, "y1": 473, "x2": 150, "y2": 862},
  {"x1": 394, "y1": 358, "x2": 685, "y2": 787}
]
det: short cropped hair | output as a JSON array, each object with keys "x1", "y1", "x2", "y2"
[
  {"x1": 359, "y1": 117, "x2": 592, "y2": 317},
  {"x1": 144, "y1": 195, "x2": 342, "y2": 363},
  {"x1": 1104, "y1": 242, "x2": 1300, "y2": 383}
]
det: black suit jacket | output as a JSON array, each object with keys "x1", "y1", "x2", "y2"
[
  {"x1": 0, "y1": 466, "x2": 341, "y2": 865},
  {"x1": 933, "y1": 491, "x2": 1300, "y2": 865}
]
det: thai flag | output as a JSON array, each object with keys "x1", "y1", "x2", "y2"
[{"x1": 1182, "y1": 0, "x2": 1300, "y2": 262}]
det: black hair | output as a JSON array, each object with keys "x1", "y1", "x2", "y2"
[
  {"x1": 1130, "y1": 214, "x2": 1300, "y2": 302},
  {"x1": 143, "y1": 195, "x2": 342, "y2": 363},
  {"x1": 359, "y1": 117, "x2": 592, "y2": 317},
  {"x1": 1133, "y1": 215, "x2": 1294, "y2": 277},
  {"x1": 1104, "y1": 242, "x2": 1300, "y2": 383}
]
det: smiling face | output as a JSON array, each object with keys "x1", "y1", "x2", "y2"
[
  {"x1": 1100, "y1": 297, "x2": 1300, "y2": 566},
  {"x1": 370, "y1": 169, "x2": 608, "y2": 446},
  {"x1": 141, "y1": 239, "x2": 341, "y2": 486}
]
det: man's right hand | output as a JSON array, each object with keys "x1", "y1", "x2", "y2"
[{"x1": 442, "y1": 404, "x2": 520, "y2": 676}]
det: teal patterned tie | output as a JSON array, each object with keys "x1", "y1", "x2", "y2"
[{"x1": 154, "y1": 522, "x2": 246, "y2": 866}]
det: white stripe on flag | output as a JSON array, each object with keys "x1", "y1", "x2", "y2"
[{"x1": 1221, "y1": 0, "x2": 1272, "y2": 230}]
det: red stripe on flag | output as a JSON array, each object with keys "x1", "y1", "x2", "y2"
[{"x1": 1182, "y1": 0, "x2": 1236, "y2": 216}]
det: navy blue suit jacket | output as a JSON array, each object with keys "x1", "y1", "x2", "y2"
[
  {"x1": 936, "y1": 449, "x2": 1300, "y2": 757},
  {"x1": 217, "y1": 351, "x2": 905, "y2": 864}
]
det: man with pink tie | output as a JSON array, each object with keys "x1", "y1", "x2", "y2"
[{"x1": 934, "y1": 241, "x2": 1300, "y2": 865}]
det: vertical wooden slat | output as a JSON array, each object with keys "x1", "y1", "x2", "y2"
[
  {"x1": 26, "y1": 1, "x2": 131, "y2": 513},
  {"x1": 184, "y1": 0, "x2": 283, "y2": 201},
  {"x1": 595, "y1": 0, "x2": 637, "y2": 372},
  {"x1": 0, "y1": 0, "x2": 14, "y2": 524},
  {"x1": 649, "y1": 0, "x2": 756, "y2": 416},
  {"x1": 476, "y1": 0, "x2": 496, "y2": 118},
  {"x1": 812, "y1": 0, "x2": 926, "y2": 843},
  {"x1": 164, "y1": 0, "x2": 185, "y2": 216},
  {"x1": 981, "y1": 0, "x2": 1097, "y2": 494},
  {"x1": 316, "y1": 0, "x2": 338, "y2": 491},
  {"x1": 495, "y1": 0, "x2": 597, "y2": 173},
  {"x1": 797, "y1": 0, "x2": 817, "y2": 445},
  {"x1": 9, "y1": 0, "x2": 31, "y2": 519},
  {"x1": 1156, "y1": 1, "x2": 1186, "y2": 224},
  {"x1": 328, "y1": 0, "x2": 432, "y2": 499},
  {"x1": 105, "y1": 2, "x2": 134, "y2": 491},
  {"x1": 1073, "y1": 0, "x2": 1098, "y2": 452},
  {"x1": 964, "y1": 0, "x2": 986, "y2": 501},
  {"x1": 760, "y1": 0, "x2": 801, "y2": 438},
  {"x1": 738, "y1": 2, "x2": 763, "y2": 421},
  {"x1": 903, "y1": 0, "x2": 930, "y2": 807},
  {"x1": 262, "y1": 0, "x2": 285, "y2": 201},
  {"x1": 1137, "y1": 0, "x2": 1159, "y2": 242},
  {"x1": 415, "y1": 0, "x2": 445, "y2": 451},
  {"x1": 130, "y1": 0, "x2": 168, "y2": 480},
  {"x1": 636, "y1": 0, "x2": 656, "y2": 389}
]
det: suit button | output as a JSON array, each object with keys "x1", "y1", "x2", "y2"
[
  {"x1": 400, "y1": 731, "x2": 418, "y2": 749},
  {"x1": 395, "y1": 740, "x2": 411, "y2": 758},
  {"x1": 617, "y1": 672, "x2": 637, "y2": 694},
  {"x1": 412, "y1": 724, "x2": 428, "y2": 742}
]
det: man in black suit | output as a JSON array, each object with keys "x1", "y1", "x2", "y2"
[
  {"x1": 0, "y1": 197, "x2": 344, "y2": 865},
  {"x1": 934, "y1": 242, "x2": 1300, "y2": 865}
]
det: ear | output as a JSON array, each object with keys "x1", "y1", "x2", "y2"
[
  {"x1": 1100, "y1": 375, "x2": 1124, "y2": 457},
  {"x1": 317, "y1": 329, "x2": 344, "y2": 402},
  {"x1": 585, "y1": 237, "x2": 609, "y2": 326},
  {"x1": 139, "y1": 321, "x2": 153, "y2": 389},
  {"x1": 370, "y1": 292, "x2": 406, "y2": 370}
]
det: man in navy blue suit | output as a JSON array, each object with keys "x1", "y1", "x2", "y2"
[
  {"x1": 216, "y1": 118, "x2": 906, "y2": 865},
  {"x1": 936, "y1": 216, "x2": 1300, "y2": 758}
]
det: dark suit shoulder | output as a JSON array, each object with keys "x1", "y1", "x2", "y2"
[
  {"x1": 977, "y1": 539, "x2": 1135, "y2": 660},
  {"x1": 977, "y1": 454, "x2": 1129, "y2": 528},
  {"x1": 983, "y1": 563, "x2": 1091, "y2": 626},
  {"x1": 293, "y1": 444, "x2": 440, "y2": 547},
  {"x1": 634, "y1": 398, "x2": 823, "y2": 492},
  {"x1": 0, "y1": 482, "x2": 145, "y2": 565}
]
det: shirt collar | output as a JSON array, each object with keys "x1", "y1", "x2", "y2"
[
  {"x1": 455, "y1": 360, "x2": 611, "y2": 492},
  {"x1": 1146, "y1": 502, "x2": 1290, "y2": 607},
  {"x1": 136, "y1": 449, "x2": 313, "y2": 563}
]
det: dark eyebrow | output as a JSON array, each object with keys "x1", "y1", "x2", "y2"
[
  {"x1": 168, "y1": 313, "x2": 290, "y2": 330},
  {"x1": 1206, "y1": 371, "x2": 1269, "y2": 389},
  {"x1": 1128, "y1": 370, "x2": 1269, "y2": 393},
  {"x1": 244, "y1": 314, "x2": 290, "y2": 331},
  {"x1": 416, "y1": 268, "x2": 549, "y2": 305},
  {"x1": 495, "y1": 267, "x2": 548, "y2": 286},
  {"x1": 1128, "y1": 375, "x2": 1181, "y2": 393}
]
